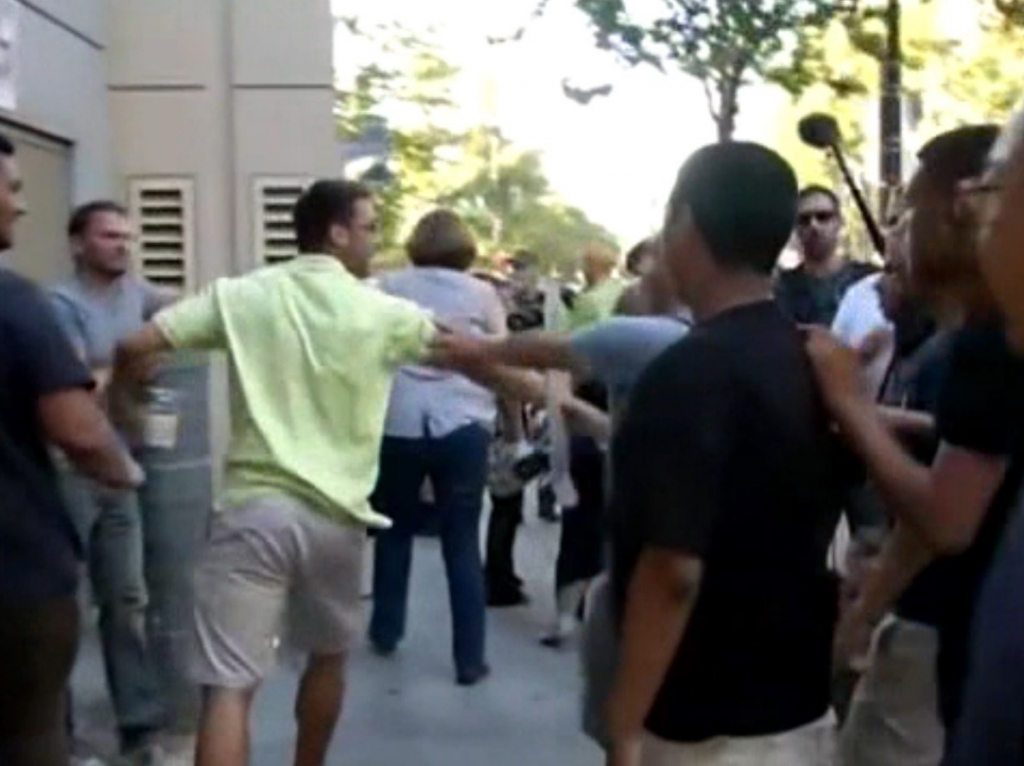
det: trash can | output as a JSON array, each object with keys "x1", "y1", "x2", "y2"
[{"x1": 137, "y1": 350, "x2": 213, "y2": 734}]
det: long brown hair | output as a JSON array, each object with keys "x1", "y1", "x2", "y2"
[{"x1": 907, "y1": 126, "x2": 1001, "y2": 320}]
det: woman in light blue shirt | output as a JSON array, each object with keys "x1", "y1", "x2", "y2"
[{"x1": 369, "y1": 210, "x2": 505, "y2": 685}]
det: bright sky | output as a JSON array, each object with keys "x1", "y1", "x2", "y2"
[{"x1": 331, "y1": 0, "x2": 785, "y2": 244}]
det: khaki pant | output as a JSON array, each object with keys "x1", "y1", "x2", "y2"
[
  {"x1": 642, "y1": 714, "x2": 836, "y2": 766},
  {"x1": 840, "y1": 616, "x2": 943, "y2": 766}
]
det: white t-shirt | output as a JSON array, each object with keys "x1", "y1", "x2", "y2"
[{"x1": 831, "y1": 273, "x2": 892, "y2": 396}]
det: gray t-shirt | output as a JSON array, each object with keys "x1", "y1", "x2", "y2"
[
  {"x1": 570, "y1": 315, "x2": 690, "y2": 418},
  {"x1": 49, "y1": 274, "x2": 170, "y2": 366},
  {"x1": 571, "y1": 313, "x2": 689, "y2": 749}
]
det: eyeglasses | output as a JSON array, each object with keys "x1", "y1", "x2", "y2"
[{"x1": 797, "y1": 211, "x2": 837, "y2": 226}]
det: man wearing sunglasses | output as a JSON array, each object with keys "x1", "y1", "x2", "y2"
[{"x1": 776, "y1": 185, "x2": 877, "y2": 326}]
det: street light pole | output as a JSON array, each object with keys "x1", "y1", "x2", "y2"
[{"x1": 879, "y1": 0, "x2": 902, "y2": 217}]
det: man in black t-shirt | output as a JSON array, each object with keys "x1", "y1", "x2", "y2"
[
  {"x1": 0, "y1": 133, "x2": 142, "y2": 766},
  {"x1": 775, "y1": 185, "x2": 877, "y2": 326},
  {"x1": 807, "y1": 125, "x2": 1024, "y2": 751},
  {"x1": 838, "y1": 211, "x2": 951, "y2": 765},
  {"x1": 606, "y1": 143, "x2": 850, "y2": 766}
]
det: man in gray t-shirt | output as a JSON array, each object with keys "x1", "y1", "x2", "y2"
[
  {"x1": 570, "y1": 314, "x2": 689, "y2": 421},
  {"x1": 49, "y1": 201, "x2": 175, "y2": 760},
  {"x1": 432, "y1": 292, "x2": 690, "y2": 751}
]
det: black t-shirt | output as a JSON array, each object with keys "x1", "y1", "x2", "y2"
[
  {"x1": 0, "y1": 269, "x2": 92, "y2": 605},
  {"x1": 774, "y1": 260, "x2": 877, "y2": 326},
  {"x1": 610, "y1": 301, "x2": 851, "y2": 743},
  {"x1": 928, "y1": 320, "x2": 1024, "y2": 729},
  {"x1": 886, "y1": 330, "x2": 958, "y2": 626}
]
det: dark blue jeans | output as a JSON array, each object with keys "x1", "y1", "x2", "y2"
[{"x1": 369, "y1": 424, "x2": 490, "y2": 675}]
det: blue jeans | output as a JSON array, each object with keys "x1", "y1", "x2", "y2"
[
  {"x1": 61, "y1": 473, "x2": 165, "y2": 744},
  {"x1": 369, "y1": 424, "x2": 490, "y2": 675}
]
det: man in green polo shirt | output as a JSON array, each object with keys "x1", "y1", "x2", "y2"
[
  {"x1": 112, "y1": 181, "x2": 442, "y2": 766},
  {"x1": 566, "y1": 243, "x2": 627, "y2": 331}
]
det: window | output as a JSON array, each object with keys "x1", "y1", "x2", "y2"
[
  {"x1": 127, "y1": 178, "x2": 195, "y2": 291},
  {"x1": 253, "y1": 177, "x2": 311, "y2": 265}
]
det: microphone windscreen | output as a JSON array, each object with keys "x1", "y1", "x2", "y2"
[{"x1": 798, "y1": 113, "x2": 840, "y2": 149}]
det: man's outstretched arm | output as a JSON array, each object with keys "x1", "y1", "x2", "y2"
[{"x1": 430, "y1": 330, "x2": 587, "y2": 377}]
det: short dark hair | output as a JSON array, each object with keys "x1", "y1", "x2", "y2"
[
  {"x1": 406, "y1": 209, "x2": 477, "y2": 270},
  {"x1": 667, "y1": 142, "x2": 798, "y2": 275},
  {"x1": 293, "y1": 179, "x2": 372, "y2": 253},
  {"x1": 917, "y1": 125, "x2": 1001, "y2": 195},
  {"x1": 0, "y1": 132, "x2": 14, "y2": 157},
  {"x1": 798, "y1": 184, "x2": 841, "y2": 212},
  {"x1": 68, "y1": 200, "x2": 128, "y2": 238}
]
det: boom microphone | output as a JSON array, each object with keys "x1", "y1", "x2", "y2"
[
  {"x1": 798, "y1": 113, "x2": 841, "y2": 150},
  {"x1": 798, "y1": 113, "x2": 885, "y2": 256}
]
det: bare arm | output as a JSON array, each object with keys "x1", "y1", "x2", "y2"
[
  {"x1": 834, "y1": 522, "x2": 935, "y2": 670},
  {"x1": 561, "y1": 397, "x2": 612, "y2": 443},
  {"x1": 877, "y1": 405, "x2": 935, "y2": 437},
  {"x1": 431, "y1": 330, "x2": 586, "y2": 376},
  {"x1": 607, "y1": 550, "x2": 703, "y2": 763},
  {"x1": 834, "y1": 401, "x2": 1006, "y2": 554},
  {"x1": 108, "y1": 323, "x2": 174, "y2": 438},
  {"x1": 854, "y1": 522, "x2": 935, "y2": 625},
  {"x1": 40, "y1": 390, "x2": 140, "y2": 488}
]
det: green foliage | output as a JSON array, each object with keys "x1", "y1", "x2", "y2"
[
  {"x1": 918, "y1": 9, "x2": 1024, "y2": 128},
  {"x1": 992, "y1": 0, "x2": 1024, "y2": 24},
  {"x1": 440, "y1": 128, "x2": 619, "y2": 273},
  {"x1": 337, "y1": 23, "x2": 618, "y2": 273},
  {"x1": 335, "y1": 21, "x2": 463, "y2": 252},
  {"x1": 575, "y1": 0, "x2": 852, "y2": 141}
]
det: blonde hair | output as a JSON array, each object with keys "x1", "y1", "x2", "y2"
[{"x1": 581, "y1": 243, "x2": 619, "y2": 275}]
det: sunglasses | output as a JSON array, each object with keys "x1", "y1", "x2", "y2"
[{"x1": 797, "y1": 211, "x2": 837, "y2": 226}]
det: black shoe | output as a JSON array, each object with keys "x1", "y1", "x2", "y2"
[
  {"x1": 456, "y1": 664, "x2": 491, "y2": 686},
  {"x1": 370, "y1": 641, "x2": 397, "y2": 658},
  {"x1": 539, "y1": 633, "x2": 565, "y2": 649}
]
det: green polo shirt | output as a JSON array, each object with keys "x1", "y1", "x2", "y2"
[
  {"x1": 153, "y1": 255, "x2": 435, "y2": 527},
  {"x1": 565, "y1": 277, "x2": 628, "y2": 331}
]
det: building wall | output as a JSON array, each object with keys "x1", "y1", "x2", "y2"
[
  {"x1": 106, "y1": 0, "x2": 336, "y2": 279},
  {"x1": 107, "y1": 0, "x2": 338, "y2": 480},
  {"x1": 3, "y1": 0, "x2": 112, "y2": 281}
]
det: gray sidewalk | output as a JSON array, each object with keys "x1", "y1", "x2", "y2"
[{"x1": 72, "y1": 509, "x2": 599, "y2": 765}]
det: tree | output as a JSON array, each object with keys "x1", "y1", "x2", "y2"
[
  {"x1": 917, "y1": 6, "x2": 1024, "y2": 127},
  {"x1": 991, "y1": 0, "x2": 1024, "y2": 24},
  {"x1": 441, "y1": 129, "x2": 619, "y2": 273},
  {"x1": 575, "y1": 0, "x2": 851, "y2": 141},
  {"x1": 336, "y1": 21, "x2": 618, "y2": 273},
  {"x1": 335, "y1": 20, "x2": 464, "y2": 253}
]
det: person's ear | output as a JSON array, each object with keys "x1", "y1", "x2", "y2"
[{"x1": 328, "y1": 222, "x2": 350, "y2": 250}]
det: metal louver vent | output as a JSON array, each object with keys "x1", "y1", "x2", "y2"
[
  {"x1": 128, "y1": 179, "x2": 195, "y2": 290},
  {"x1": 254, "y1": 178, "x2": 310, "y2": 265}
]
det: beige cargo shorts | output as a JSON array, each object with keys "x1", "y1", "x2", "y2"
[{"x1": 190, "y1": 493, "x2": 366, "y2": 689}]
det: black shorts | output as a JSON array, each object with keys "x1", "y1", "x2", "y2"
[{"x1": 0, "y1": 596, "x2": 78, "y2": 766}]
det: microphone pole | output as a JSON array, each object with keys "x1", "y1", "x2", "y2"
[
  {"x1": 829, "y1": 145, "x2": 885, "y2": 256},
  {"x1": 798, "y1": 113, "x2": 886, "y2": 256}
]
